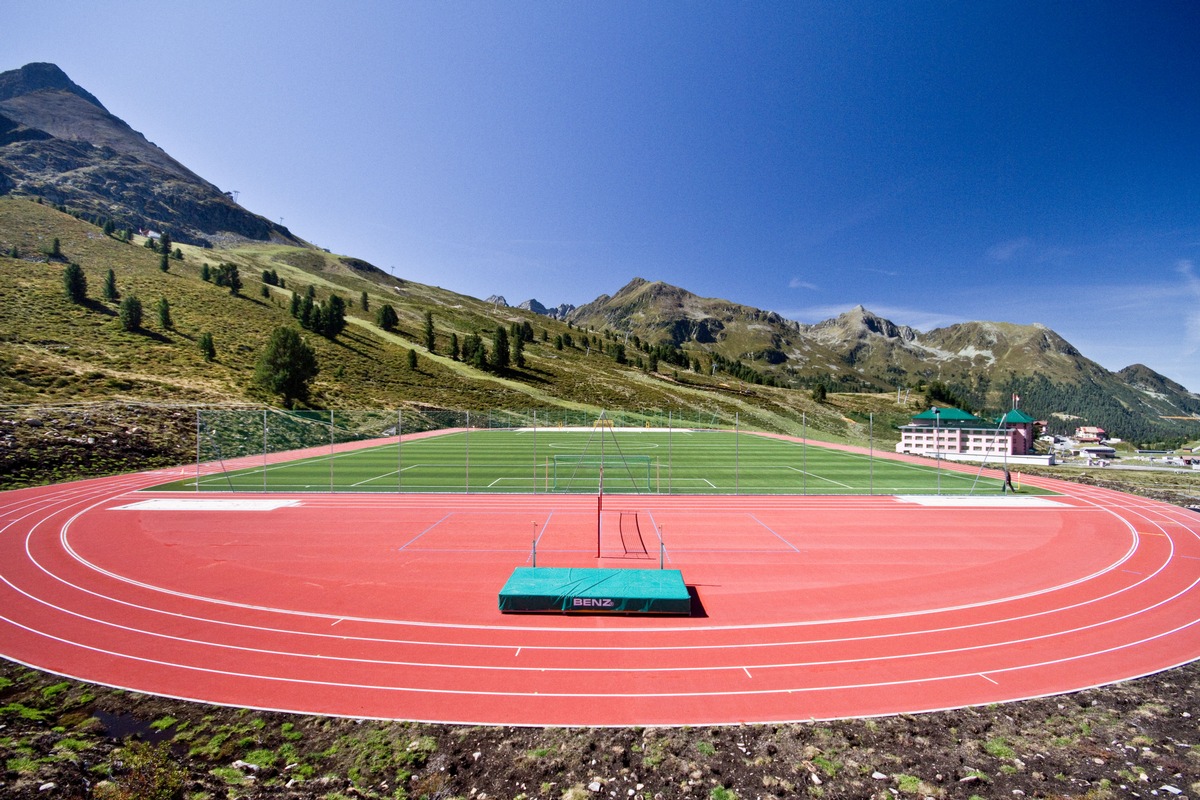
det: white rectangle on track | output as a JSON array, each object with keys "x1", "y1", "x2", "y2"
[
  {"x1": 112, "y1": 498, "x2": 300, "y2": 511},
  {"x1": 896, "y1": 495, "x2": 1065, "y2": 508}
]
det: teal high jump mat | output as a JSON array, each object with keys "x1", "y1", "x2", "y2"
[{"x1": 498, "y1": 567, "x2": 691, "y2": 615}]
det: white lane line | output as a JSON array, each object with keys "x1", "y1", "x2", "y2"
[
  {"x1": 47, "y1": 504, "x2": 1151, "y2": 634},
  {"x1": 4, "y1": 551, "x2": 1196, "y2": 675},
  {"x1": 2, "y1": 611, "x2": 1197, "y2": 701},
  {"x1": 2, "y1": 474, "x2": 1190, "y2": 681}
]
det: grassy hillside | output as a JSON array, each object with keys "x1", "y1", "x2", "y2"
[{"x1": 1, "y1": 197, "x2": 921, "y2": 486}]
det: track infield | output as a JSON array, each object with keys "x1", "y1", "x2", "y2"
[{"x1": 1, "y1": 447, "x2": 1198, "y2": 726}]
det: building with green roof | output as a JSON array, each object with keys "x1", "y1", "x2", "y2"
[{"x1": 897, "y1": 405, "x2": 1039, "y2": 460}]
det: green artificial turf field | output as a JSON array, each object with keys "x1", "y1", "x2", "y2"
[{"x1": 152, "y1": 426, "x2": 1048, "y2": 496}]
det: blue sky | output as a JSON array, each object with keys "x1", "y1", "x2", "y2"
[{"x1": 8, "y1": 1, "x2": 1200, "y2": 390}]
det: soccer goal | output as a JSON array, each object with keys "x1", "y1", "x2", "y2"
[{"x1": 550, "y1": 454, "x2": 653, "y2": 493}]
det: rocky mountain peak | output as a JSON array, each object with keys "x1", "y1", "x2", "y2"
[
  {"x1": 810, "y1": 305, "x2": 916, "y2": 343},
  {"x1": 0, "y1": 61, "x2": 303, "y2": 248},
  {"x1": 0, "y1": 62, "x2": 105, "y2": 109},
  {"x1": 517, "y1": 299, "x2": 576, "y2": 320}
]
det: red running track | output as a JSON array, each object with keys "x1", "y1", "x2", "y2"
[{"x1": 1, "y1": 464, "x2": 1198, "y2": 726}]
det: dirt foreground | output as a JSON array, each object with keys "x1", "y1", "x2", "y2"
[{"x1": 1, "y1": 656, "x2": 1196, "y2": 800}]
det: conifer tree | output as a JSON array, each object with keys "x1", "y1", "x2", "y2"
[
  {"x1": 103, "y1": 269, "x2": 119, "y2": 301},
  {"x1": 254, "y1": 326, "x2": 319, "y2": 408},
  {"x1": 376, "y1": 303, "x2": 399, "y2": 332},
  {"x1": 491, "y1": 326, "x2": 510, "y2": 370},
  {"x1": 423, "y1": 310, "x2": 435, "y2": 352},
  {"x1": 322, "y1": 294, "x2": 347, "y2": 338},
  {"x1": 63, "y1": 262, "x2": 87, "y2": 303},
  {"x1": 118, "y1": 295, "x2": 143, "y2": 332},
  {"x1": 199, "y1": 332, "x2": 216, "y2": 361},
  {"x1": 157, "y1": 297, "x2": 172, "y2": 330}
]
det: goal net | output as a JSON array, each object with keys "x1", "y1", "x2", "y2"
[{"x1": 550, "y1": 454, "x2": 653, "y2": 493}]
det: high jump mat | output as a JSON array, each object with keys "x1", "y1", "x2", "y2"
[{"x1": 498, "y1": 567, "x2": 691, "y2": 615}]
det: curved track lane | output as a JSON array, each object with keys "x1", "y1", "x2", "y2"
[{"x1": 1, "y1": 465, "x2": 1198, "y2": 726}]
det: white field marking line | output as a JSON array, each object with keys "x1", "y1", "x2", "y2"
[
  {"x1": 2, "y1": 610, "x2": 1198, "y2": 702},
  {"x1": 485, "y1": 478, "x2": 541, "y2": 488},
  {"x1": 532, "y1": 511, "x2": 554, "y2": 547},
  {"x1": 749, "y1": 514, "x2": 801, "y2": 553},
  {"x1": 784, "y1": 466, "x2": 853, "y2": 489},
  {"x1": 351, "y1": 464, "x2": 421, "y2": 487},
  {"x1": 979, "y1": 673, "x2": 999, "y2": 685},
  {"x1": 397, "y1": 513, "x2": 453, "y2": 550},
  {"x1": 40, "y1": 486, "x2": 1164, "y2": 637},
  {"x1": 544, "y1": 441, "x2": 660, "y2": 450},
  {"x1": 7, "y1": 496, "x2": 1190, "y2": 671}
]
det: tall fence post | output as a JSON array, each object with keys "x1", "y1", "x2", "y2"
[
  {"x1": 869, "y1": 412, "x2": 874, "y2": 495},
  {"x1": 195, "y1": 408, "x2": 201, "y2": 492},
  {"x1": 667, "y1": 410, "x2": 673, "y2": 495},
  {"x1": 802, "y1": 412, "x2": 808, "y2": 495}
]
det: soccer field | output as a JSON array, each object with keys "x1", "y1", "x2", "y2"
[{"x1": 154, "y1": 427, "x2": 1046, "y2": 496}]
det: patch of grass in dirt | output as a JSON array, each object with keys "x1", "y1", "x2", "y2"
[{"x1": 983, "y1": 736, "x2": 1016, "y2": 759}]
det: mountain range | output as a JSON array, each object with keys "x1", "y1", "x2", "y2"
[{"x1": 2, "y1": 62, "x2": 1198, "y2": 447}]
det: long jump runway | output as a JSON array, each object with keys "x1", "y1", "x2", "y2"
[{"x1": 1, "y1": 468, "x2": 1198, "y2": 726}]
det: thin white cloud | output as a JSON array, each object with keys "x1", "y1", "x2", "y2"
[
  {"x1": 1178, "y1": 259, "x2": 1200, "y2": 355},
  {"x1": 788, "y1": 277, "x2": 819, "y2": 290},
  {"x1": 987, "y1": 237, "x2": 1032, "y2": 262},
  {"x1": 857, "y1": 266, "x2": 901, "y2": 278}
]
